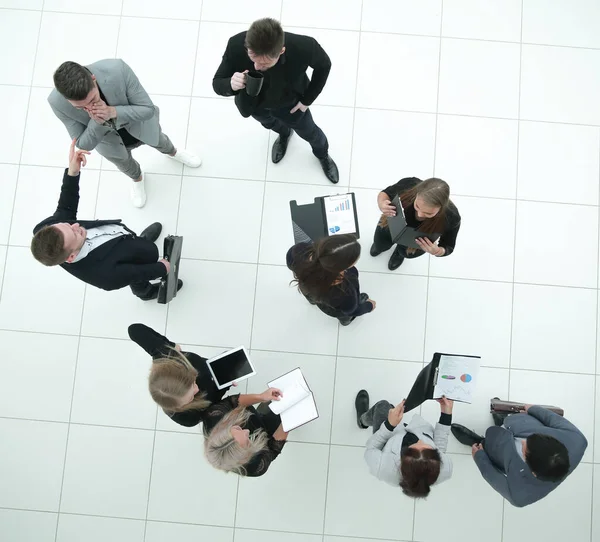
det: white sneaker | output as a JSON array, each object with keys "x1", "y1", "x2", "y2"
[
  {"x1": 171, "y1": 148, "x2": 202, "y2": 168},
  {"x1": 130, "y1": 173, "x2": 147, "y2": 208}
]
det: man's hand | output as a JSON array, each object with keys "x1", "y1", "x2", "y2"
[
  {"x1": 67, "y1": 138, "x2": 90, "y2": 176},
  {"x1": 260, "y1": 388, "x2": 283, "y2": 402},
  {"x1": 231, "y1": 70, "x2": 248, "y2": 91},
  {"x1": 90, "y1": 99, "x2": 116, "y2": 122},
  {"x1": 159, "y1": 258, "x2": 171, "y2": 274},
  {"x1": 290, "y1": 101, "x2": 308, "y2": 114},
  {"x1": 523, "y1": 404, "x2": 533, "y2": 413},
  {"x1": 368, "y1": 299, "x2": 377, "y2": 310},
  {"x1": 436, "y1": 395, "x2": 454, "y2": 414},
  {"x1": 387, "y1": 400, "x2": 405, "y2": 427},
  {"x1": 472, "y1": 443, "x2": 483, "y2": 458},
  {"x1": 415, "y1": 237, "x2": 444, "y2": 256},
  {"x1": 378, "y1": 197, "x2": 396, "y2": 217}
]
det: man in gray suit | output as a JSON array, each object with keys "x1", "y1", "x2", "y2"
[
  {"x1": 48, "y1": 59, "x2": 201, "y2": 208},
  {"x1": 451, "y1": 403, "x2": 588, "y2": 507}
]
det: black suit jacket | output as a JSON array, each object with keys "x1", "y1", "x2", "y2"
[
  {"x1": 212, "y1": 31, "x2": 331, "y2": 117},
  {"x1": 33, "y1": 169, "x2": 167, "y2": 291}
]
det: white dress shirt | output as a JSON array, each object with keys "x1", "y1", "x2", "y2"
[{"x1": 72, "y1": 224, "x2": 129, "y2": 263}]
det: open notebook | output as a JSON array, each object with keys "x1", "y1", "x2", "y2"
[{"x1": 268, "y1": 368, "x2": 318, "y2": 431}]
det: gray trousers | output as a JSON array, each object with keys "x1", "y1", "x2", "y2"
[
  {"x1": 360, "y1": 400, "x2": 394, "y2": 433},
  {"x1": 109, "y1": 127, "x2": 175, "y2": 180}
]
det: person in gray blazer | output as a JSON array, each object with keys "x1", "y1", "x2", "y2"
[
  {"x1": 355, "y1": 391, "x2": 453, "y2": 497},
  {"x1": 451, "y1": 403, "x2": 588, "y2": 507},
  {"x1": 48, "y1": 59, "x2": 201, "y2": 208}
]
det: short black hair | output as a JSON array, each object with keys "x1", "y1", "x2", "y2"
[
  {"x1": 525, "y1": 434, "x2": 570, "y2": 482},
  {"x1": 53, "y1": 61, "x2": 94, "y2": 100},
  {"x1": 245, "y1": 18, "x2": 284, "y2": 58}
]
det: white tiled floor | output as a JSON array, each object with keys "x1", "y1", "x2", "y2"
[{"x1": 0, "y1": 1, "x2": 598, "y2": 542}]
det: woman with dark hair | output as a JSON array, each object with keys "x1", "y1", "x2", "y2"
[
  {"x1": 286, "y1": 234, "x2": 376, "y2": 325},
  {"x1": 372, "y1": 177, "x2": 461, "y2": 270},
  {"x1": 355, "y1": 390, "x2": 453, "y2": 497}
]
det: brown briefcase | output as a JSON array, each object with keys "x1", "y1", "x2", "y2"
[{"x1": 490, "y1": 398, "x2": 564, "y2": 416}]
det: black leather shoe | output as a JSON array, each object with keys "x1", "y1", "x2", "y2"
[
  {"x1": 137, "y1": 279, "x2": 182, "y2": 301},
  {"x1": 272, "y1": 130, "x2": 292, "y2": 163},
  {"x1": 355, "y1": 390, "x2": 370, "y2": 429},
  {"x1": 139, "y1": 222, "x2": 162, "y2": 243},
  {"x1": 176, "y1": 279, "x2": 183, "y2": 292},
  {"x1": 319, "y1": 155, "x2": 339, "y2": 184},
  {"x1": 359, "y1": 293, "x2": 369, "y2": 304},
  {"x1": 338, "y1": 316, "x2": 355, "y2": 326},
  {"x1": 370, "y1": 243, "x2": 382, "y2": 257},
  {"x1": 388, "y1": 246, "x2": 405, "y2": 270},
  {"x1": 451, "y1": 424, "x2": 484, "y2": 446}
]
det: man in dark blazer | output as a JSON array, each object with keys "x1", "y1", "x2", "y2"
[
  {"x1": 213, "y1": 17, "x2": 339, "y2": 184},
  {"x1": 451, "y1": 403, "x2": 587, "y2": 507},
  {"x1": 30, "y1": 140, "x2": 182, "y2": 301}
]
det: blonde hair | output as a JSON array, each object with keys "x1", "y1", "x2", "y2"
[
  {"x1": 149, "y1": 348, "x2": 210, "y2": 412},
  {"x1": 204, "y1": 407, "x2": 270, "y2": 475}
]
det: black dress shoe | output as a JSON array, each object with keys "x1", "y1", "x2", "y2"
[
  {"x1": 272, "y1": 130, "x2": 292, "y2": 163},
  {"x1": 370, "y1": 243, "x2": 382, "y2": 257},
  {"x1": 139, "y1": 222, "x2": 162, "y2": 243},
  {"x1": 137, "y1": 279, "x2": 183, "y2": 301},
  {"x1": 355, "y1": 390, "x2": 370, "y2": 429},
  {"x1": 338, "y1": 316, "x2": 355, "y2": 326},
  {"x1": 451, "y1": 423, "x2": 484, "y2": 446},
  {"x1": 388, "y1": 245, "x2": 405, "y2": 270},
  {"x1": 319, "y1": 155, "x2": 339, "y2": 184},
  {"x1": 359, "y1": 293, "x2": 369, "y2": 304}
]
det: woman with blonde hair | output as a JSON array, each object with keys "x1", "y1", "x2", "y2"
[
  {"x1": 128, "y1": 323, "x2": 233, "y2": 427},
  {"x1": 371, "y1": 177, "x2": 461, "y2": 270},
  {"x1": 203, "y1": 389, "x2": 288, "y2": 477}
]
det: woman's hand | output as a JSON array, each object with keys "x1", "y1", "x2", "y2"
[
  {"x1": 415, "y1": 237, "x2": 444, "y2": 256},
  {"x1": 436, "y1": 395, "x2": 454, "y2": 414},
  {"x1": 378, "y1": 197, "x2": 397, "y2": 217},
  {"x1": 261, "y1": 388, "x2": 283, "y2": 402},
  {"x1": 387, "y1": 400, "x2": 405, "y2": 427}
]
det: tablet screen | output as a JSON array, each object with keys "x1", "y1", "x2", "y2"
[{"x1": 207, "y1": 348, "x2": 254, "y2": 388}]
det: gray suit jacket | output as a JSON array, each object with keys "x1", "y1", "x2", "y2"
[
  {"x1": 364, "y1": 414, "x2": 453, "y2": 487},
  {"x1": 48, "y1": 59, "x2": 160, "y2": 161},
  {"x1": 474, "y1": 406, "x2": 588, "y2": 507}
]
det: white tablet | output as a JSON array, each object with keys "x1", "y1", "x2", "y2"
[{"x1": 206, "y1": 347, "x2": 256, "y2": 390}]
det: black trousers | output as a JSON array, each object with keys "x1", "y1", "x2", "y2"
[
  {"x1": 372, "y1": 225, "x2": 425, "y2": 259},
  {"x1": 126, "y1": 238, "x2": 160, "y2": 299},
  {"x1": 252, "y1": 104, "x2": 329, "y2": 159}
]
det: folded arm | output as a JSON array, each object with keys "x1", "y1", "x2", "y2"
[{"x1": 113, "y1": 60, "x2": 155, "y2": 128}]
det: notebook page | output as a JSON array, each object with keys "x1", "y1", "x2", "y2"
[
  {"x1": 433, "y1": 355, "x2": 480, "y2": 403},
  {"x1": 280, "y1": 394, "x2": 318, "y2": 432},
  {"x1": 269, "y1": 381, "x2": 310, "y2": 415}
]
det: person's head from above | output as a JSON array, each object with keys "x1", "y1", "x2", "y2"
[
  {"x1": 30, "y1": 223, "x2": 87, "y2": 266},
  {"x1": 204, "y1": 407, "x2": 269, "y2": 474},
  {"x1": 149, "y1": 350, "x2": 209, "y2": 412},
  {"x1": 401, "y1": 177, "x2": 450, "y2": 220},
  {"x1": 292, "y1": 234, "x2": 361, "y2": 299},
  {"x1": 245, "y1": 18, "x2": 285, "y2": 71},
  {"x1": 524, "y1": 434, "x2": 570, "y2": 482},
  {"x1": 53, "y1": 61, "x2": 100, "y2": 111},
  {"x1": 399, "y1": 444, "x2": 442, "y2": 498}
]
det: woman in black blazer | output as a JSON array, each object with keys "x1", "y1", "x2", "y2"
[
  {"x1": 286, "y1": 234, "x2": 375, "y2": 325},
  {"x1": 372, "y1": 177, "x2": 461, "y2": 270},
  {"x1": 128, "y1": 323, "x2": 230, "y2": 427}
]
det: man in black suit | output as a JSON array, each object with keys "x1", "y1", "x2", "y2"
[
  {"x1": 30, "y1": 140, "x2": 182, "y2": 301},
  {"x1": 213, "y1": 17, "x2": 339, "y2": 184}
]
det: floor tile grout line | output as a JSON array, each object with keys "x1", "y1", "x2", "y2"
[
  {"x1": 0, "y1": 1, "x2": 46, "y2": 306},
  {"x1": 502, "y1": 2, "x2": 526, "y2": 537},
  {"x1": 4, "y1": 6, "x2": 600, "y2": 52},
  {"x1": 320, "y1": 2, "x2": 364, "y2": 536},
  {"x1": 54, "y1": 285, "x2": 88, "y2": 542}
]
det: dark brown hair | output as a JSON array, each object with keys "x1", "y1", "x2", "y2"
[
  {"x1": 245, "y1": 18, "x2": 285, "y2": 58},
  {"x1": 525, "y1": 434, "x2": 570, "y2": 482},
  {"x1": 290, "y1": 234, "x2": 361, "y2": 301},
  {"x1": 30, "y1": 226, "x2": 69, "y2": 266},
  {"x1": 53, "y1": 61, "x2": 94, "y2": 100},
  {"x1": 399, "y1": 447, "x2": 442, "y2": 498}
]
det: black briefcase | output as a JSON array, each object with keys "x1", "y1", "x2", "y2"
[{"x1": 157, "y1": 235, "x2": 183, "y2": 305}]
